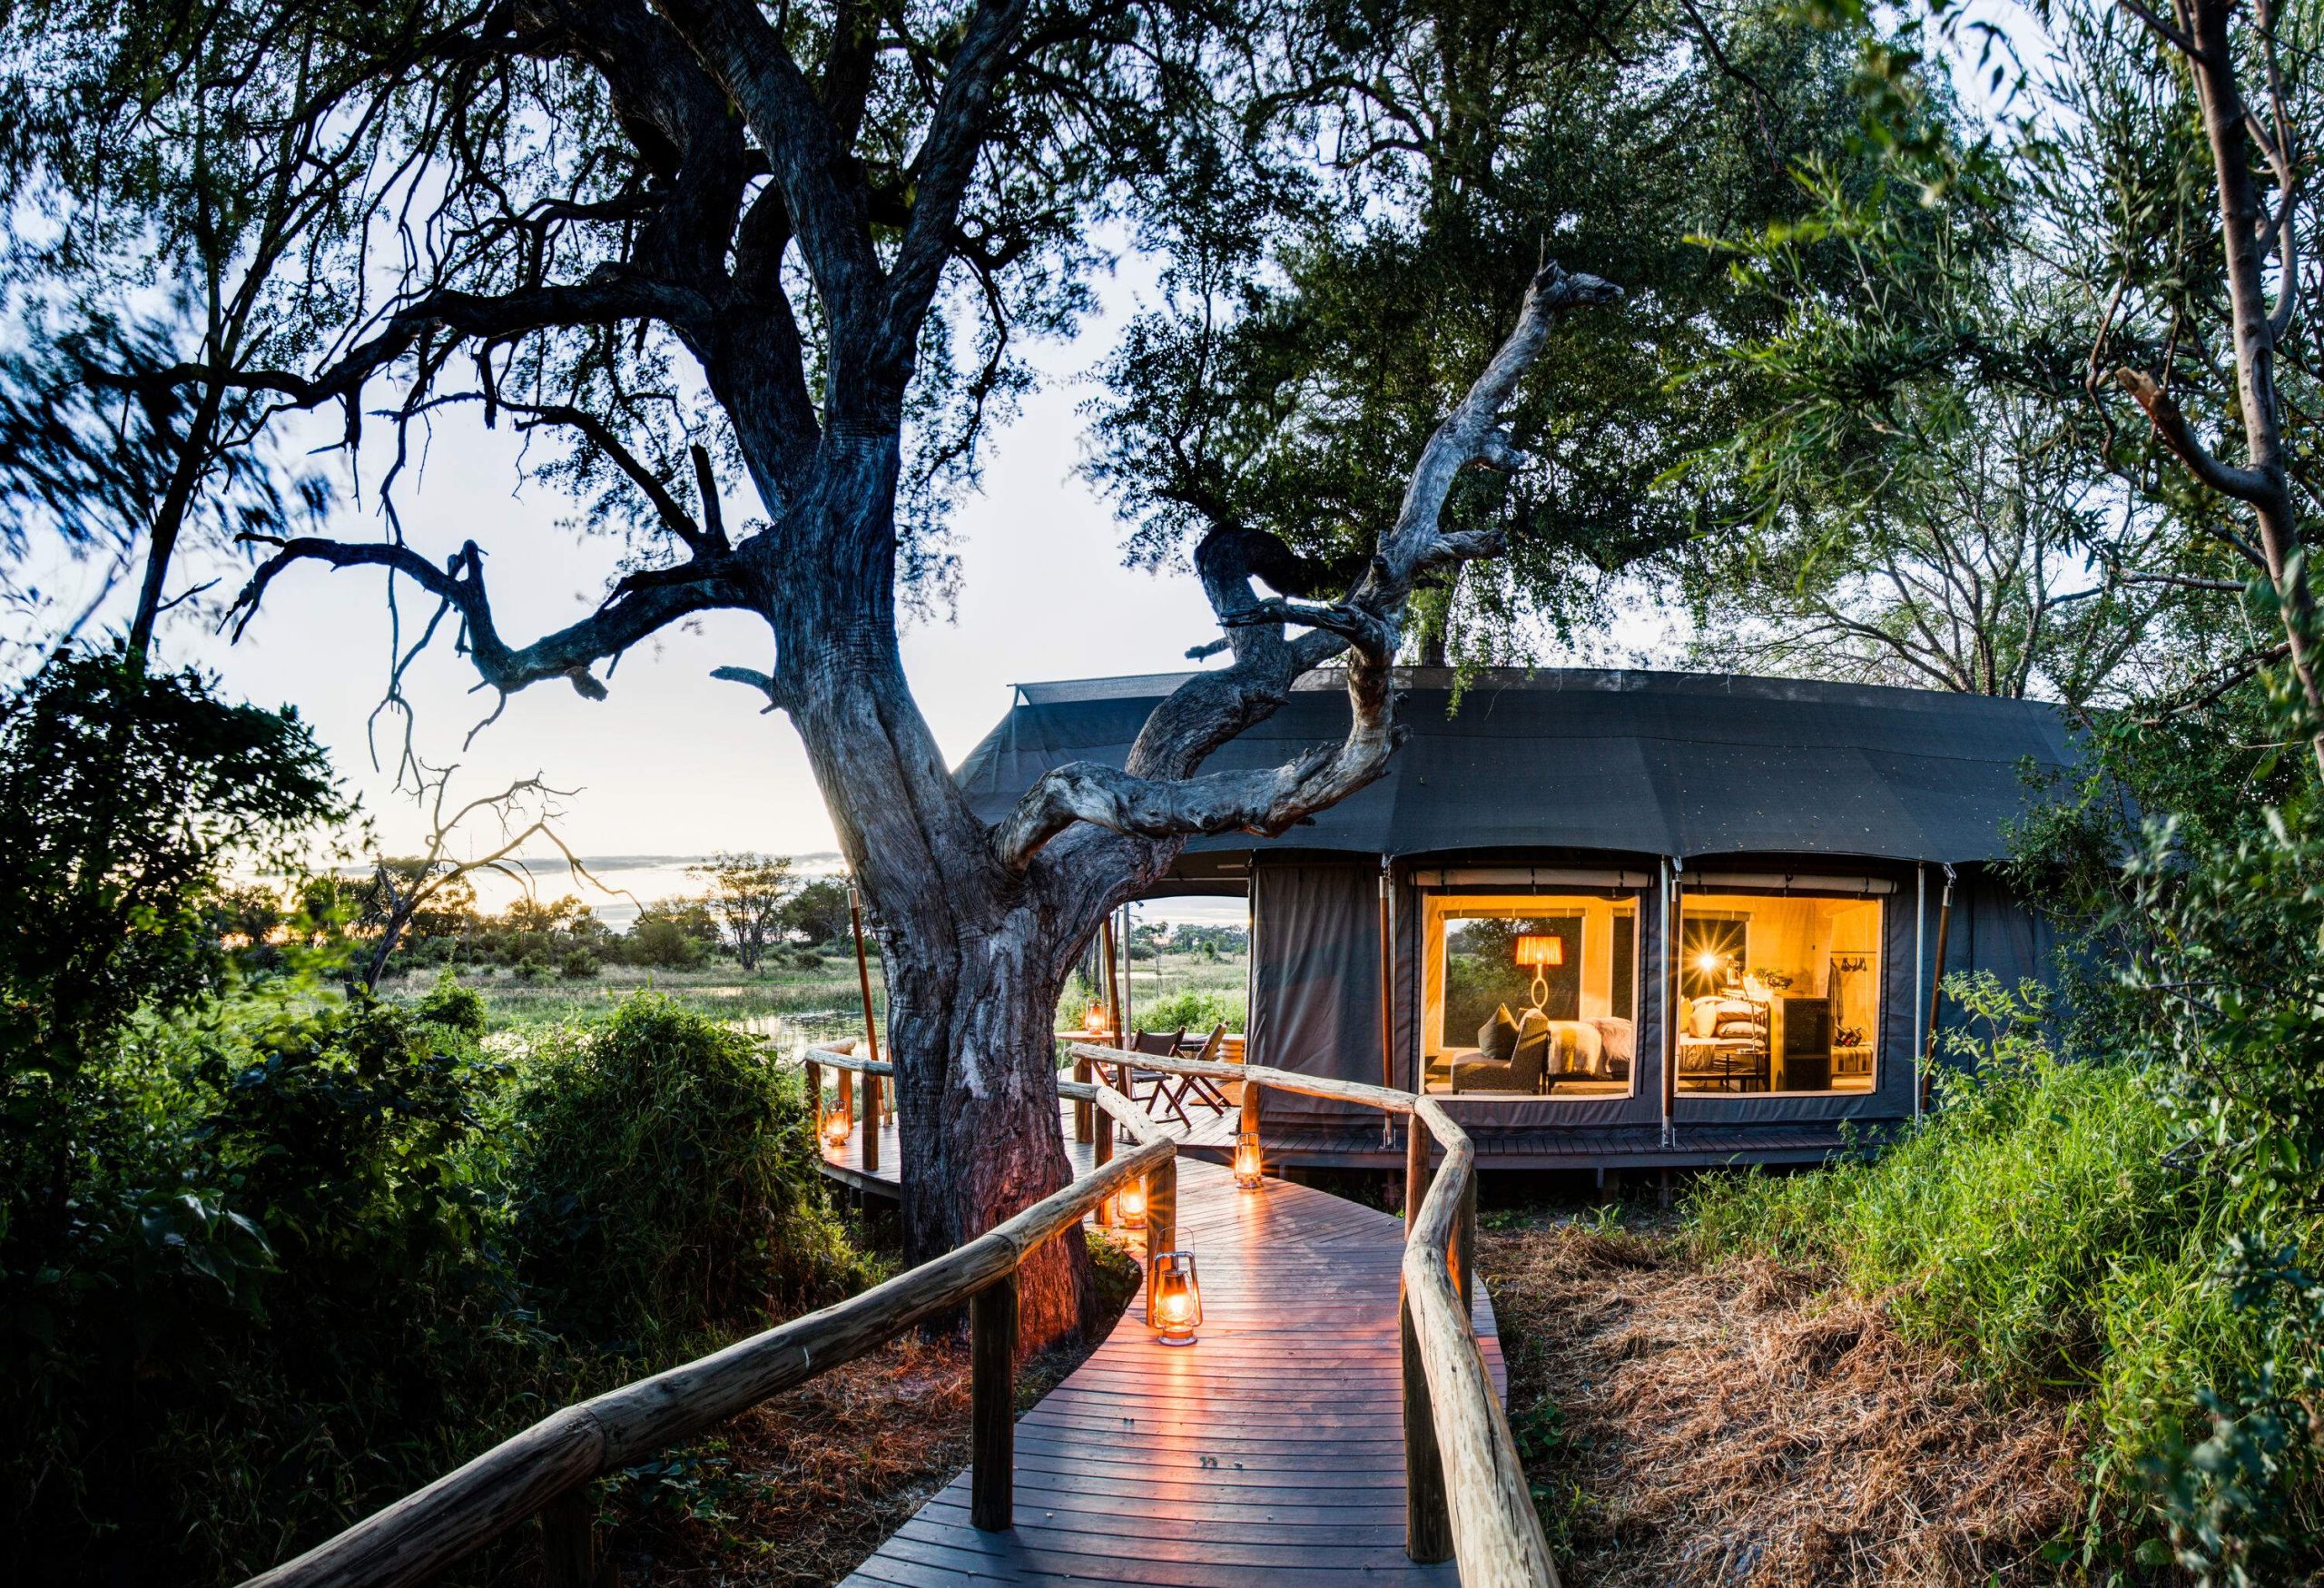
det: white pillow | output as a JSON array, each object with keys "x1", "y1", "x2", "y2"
[{"x1": 1550, "y1": 1021, "x2": 1603, "y2": 1075}]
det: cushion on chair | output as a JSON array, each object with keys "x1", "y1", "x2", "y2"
[{"x1": 1477, "y1": 1006, "x2": 1521, "y2": 1063}]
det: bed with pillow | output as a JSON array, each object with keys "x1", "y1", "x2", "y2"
[{"x1": 1677, "y1": 995, "x2": 1770, "y2": 1089}]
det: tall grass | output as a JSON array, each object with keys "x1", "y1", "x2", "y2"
[{"x1": 1688, "y1": 976, "x2": 2263, "y2": 1540}]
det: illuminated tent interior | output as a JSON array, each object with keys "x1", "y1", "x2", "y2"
[{"x1": 958, "y1": 668, "x2": 2075, "y2": 1169}]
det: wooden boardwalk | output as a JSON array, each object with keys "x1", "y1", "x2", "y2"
[{"x1": 823, "y1": 1138, "x2": 1504, "y2": 1586}]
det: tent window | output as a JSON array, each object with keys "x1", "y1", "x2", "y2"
[
  {"x1": 1421, "y1": 893, "x2": 1640, "y2": 1101},
  {"x1": 1677, "y1": 893, "x2": 1881, "y2": 1096}
]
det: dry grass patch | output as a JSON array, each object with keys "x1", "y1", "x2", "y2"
[{"x1": 1484, "y1": 1218, "x2": 2082, "y2": 1587}]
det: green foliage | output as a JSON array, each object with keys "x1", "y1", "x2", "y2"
[
  {"x1": 1134, "y1": 987, "x2": 1245, "y2": 1036},
  {"x1": 0, "y1": 648, "x2": 340, "y2": 1087},
  {"x1": 778, "y1": 878, "x2": 852, "y2": 948},
  {"x1": 1088, "y1": 0, "x2": 1875, "y2": 661},
  {"x1": 625, "y1": 908, "x2": 715, "y2": 971},
  {"x1": 414, "y1": 971, "x2": 487, "y2": 1038},
  {"x1": 507, "y1": 996, "x2": 870, "y2": 1346},
  {"x1": 691, "y1": 853, "x2": 793, "y2": 972}
]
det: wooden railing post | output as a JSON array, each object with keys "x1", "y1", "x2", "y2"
[
  {"x1": 1401, "y1": 1114, "x2": 1452, "y2": 1562},
  {"x1": 1403, "y1": 1114, "x2": 1432, "y2": 1236},
  {"x1": 540, "y1": 1486, "x2": 604, "y2": 1588},
  {"x1": 837, "y1": 1067, "x2": 854, "y2": 1132},
  {"x1": 1400, "y1": 1286, "x2": 1452, "y2": 1563},
  {"x1": 1145, "y1": 1156, "x2": 1177, "y2": 1272},
  {"x1": 862, "y1": 1071, "x2": 881, "y2": 1175},
  {"x1": 970, "y1": 1273, "x2": 1019, "y2": 1533},
  {"x1": 1073, "y1": 1052, "x2": 1093, "y2": 1144}
]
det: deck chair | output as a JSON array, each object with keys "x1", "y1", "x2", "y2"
[
  {"x1": 1156, "y1": 1023, "x2": 1234, "y2": 1119},
  {"x1": 1123, "y1": 1029, "x2": 1187, "y2": 1129}
]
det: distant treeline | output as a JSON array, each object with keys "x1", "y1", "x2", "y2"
[{"x1": 218, "y1": 860, "x2": 859, "y2": 981}]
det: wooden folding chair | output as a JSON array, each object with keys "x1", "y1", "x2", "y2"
[
  {"x1": 1122, "y1": 1029, "x2": 1187, "y2": 1129},
  {"x1": 1158, "y1": 1023, "x2": 1234, "y2": 1119}
]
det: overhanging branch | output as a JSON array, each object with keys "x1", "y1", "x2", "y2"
[
  {"x1": 225, "y1": 532, "x2": 752, "y2": 701},
  {"x1": 993, "y1": 260, "x2": 1620, "y2": 872}
]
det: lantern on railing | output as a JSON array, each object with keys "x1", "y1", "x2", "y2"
[
  {"x1": 1514, "y1": 933, "x2": 1564, "y2": 1011},
  {"x1": 821, "y1": 1107, "x2": 852, "y2": 1149},
  {"x1": 1116, "y1": 1175, "x2": 1148, "y2": 1230},
  {"x1": 1083, "y1": 1000, "x2": 1108, "y2": 1036},
  {"x1": 1148, "y1": 1251, "x2": 1202, "y2": 1346},
  {"x1": 1233, "y1": 1129, "x2": 1265, "y2": 1189}
]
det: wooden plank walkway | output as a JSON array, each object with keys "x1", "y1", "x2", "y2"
[{"x1": 823, "y1": 1139, "x2": 1503, "y2": 1586}]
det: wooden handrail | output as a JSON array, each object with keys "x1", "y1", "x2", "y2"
[
  {"x1": 241, "y1": 1068, "x2": 1174, "y2": 1588},
  {"x1": 1073, "y1": 1043, "x2": 1561, "y2": 1588},
  {"x1": 803, "y1": 1048, "x2": 893, "y2": 1077}
]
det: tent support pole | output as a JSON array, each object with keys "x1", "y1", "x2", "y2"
[
  {"x1": 1118, "y1": 905, "x2": 1133, "y2": 1039},
  {"x1": 1100, "y1": 912, "x2": 1123, "y2": 1046},
  {"x1": 1661, "y1": 857, "x2": 1680, "y2": 1149},
  {"x1": 1913, "y1": 864, "x2": 1926, "y2": 1124},
  {"x1": 1922, "y1": 863, "x2": 1956, "y2": 1113},
  {"x1": 849, "y1": 881, "x2": 883, "y2": 1121},
  {"x1": 1379, "y1": 859, "x2": 1398, "y2": 1148}
]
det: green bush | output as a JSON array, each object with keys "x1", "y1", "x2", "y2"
[
  {"x1": 624, "y1": 913, "x2": 713, "y2": 970},
  {"x1": 559, "y1": 947, "x2": 602, "y2": 980},
  {"x1": 508, "y1": 994, "x2": 870, "y2": 1346},
  {"x1": 1688, "y1": 974, "x2": 2250, "y2": 1559},
  {"x1": 415, "y1": 970, "x2": 488, "y2": 1036},
  {"x1": 1135, "y1": 987, "x2": 1245, "y2": 1035},
  {"x1": 3, "y1": 986, "x2": 561, "y2": 1581}
]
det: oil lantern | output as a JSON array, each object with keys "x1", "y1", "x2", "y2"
[
  {"x1": 1148, "y1": 1251, "x2": 1202, "y2": 1346},
  {"x1": 1233, "y1": 1129, "x2": 1265, "y2": 1189}
]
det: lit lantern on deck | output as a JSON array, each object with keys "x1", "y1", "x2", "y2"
[
  {"x1": 821, "y1": 1108, "x2": 852, "y2": 1149},
  {"x1": 1148, "y1": 1251, "x2": 1202, "y2": 1346},
  {"x1": 1083, "y1": 1001, "x2": 1108, "y2": 1036},
  {"x1": 1116, "y1": 1175, "x2": 1148, "y2": 1230},
  {"x1": 1514, "y1": 933, "x2": 1564, "y2": 1011},
  {"x1": 1233, "y1": 1129, "x2": 1265, "y2": 1189}
]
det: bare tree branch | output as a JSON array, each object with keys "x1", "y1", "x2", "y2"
[
  {"x1": 992, "y1": 260, "x2": 1620, "y2": 871},
  {"x1": 224, "y1": 532, "x2": 753, "y2": 700}
]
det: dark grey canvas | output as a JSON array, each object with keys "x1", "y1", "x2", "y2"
[
  {"x1": 957, "y1": 668, "x2": 2077, "y2": 864},
  {"x1": 1247, "y1": 856, "x2": 1383, "y2": 1129}
]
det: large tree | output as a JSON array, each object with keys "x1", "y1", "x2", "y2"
[{"x1": 3, "y1": 0, "x2": 1620, "y2": 1341}]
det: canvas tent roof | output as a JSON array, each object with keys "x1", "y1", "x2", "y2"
[{"x1": 953, "y1": 666, "x2": 2077, "y2": 865}]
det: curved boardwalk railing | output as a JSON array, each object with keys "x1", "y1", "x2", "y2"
[
  {"x1": 1068, "y1": 1045, "x2": 1559, "y2": 1587},
  {"x1": 234, "y1": 1045, "x2": 1557, "y2": 1588}
]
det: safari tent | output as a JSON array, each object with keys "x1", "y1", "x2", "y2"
[{"x1": 957, "y1": 667, "x2": 2075, "y2": 1171}]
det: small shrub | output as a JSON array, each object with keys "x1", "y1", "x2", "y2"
[
  {"x1": 515, "y1": 954, "x2": 550, "y2": 981},
  {"x1": 560, "y1": 947, "x2": 601, "y2": 980},
  {"x1": 509, "y1": 994, "x2": 870, "y2": 1346},
  {"x1": 415, "y1": 970, "x2": 487, "y2": 1036}
]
